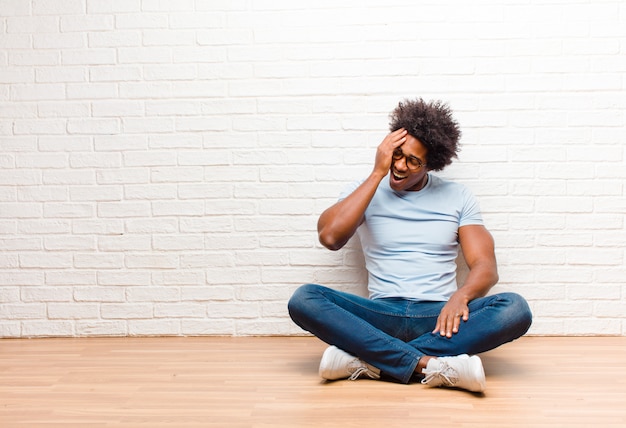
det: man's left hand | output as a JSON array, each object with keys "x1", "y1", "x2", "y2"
[{"x1": 433, "y1": 294, "x2": 469, "y2": 338}]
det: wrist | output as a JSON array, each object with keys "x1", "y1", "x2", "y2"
[{"x1": 370, "y1": 168, "x2": 388, "y2": 181}]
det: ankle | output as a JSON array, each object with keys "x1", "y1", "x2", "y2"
[{"x1": 416, "y1": 356, "x2": 435, "y2": 374}]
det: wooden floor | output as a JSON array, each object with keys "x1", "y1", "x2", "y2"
[{"x1": 1, "y1": 336, "x2": 625, "y2": 427}]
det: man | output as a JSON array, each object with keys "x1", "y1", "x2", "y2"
[{"x1": 288, "y1": 98, "x2": 532, "y2": 393}]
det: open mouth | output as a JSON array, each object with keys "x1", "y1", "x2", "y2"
[{"x1": 392, "y1": 170, "x2": 407, "y2": 181}]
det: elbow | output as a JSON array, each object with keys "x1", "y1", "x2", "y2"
[
  {"x1": 492, "y1": 272, "x2": 500, "y2": 287},
  {"x1": 489, "y1": 268, "x2": 499, "y2": 287},
  {"x1": 318, "y1": 231, "x2": 345, "y2": 251}
]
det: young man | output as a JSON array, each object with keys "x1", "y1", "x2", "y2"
[{"x1": 288, "y1": 98, "x2": 532, "y2": 393}]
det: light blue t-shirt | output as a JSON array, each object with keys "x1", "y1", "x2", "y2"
[{"x1": 339, "y1": 173, "x2": 483, "y2": 302}]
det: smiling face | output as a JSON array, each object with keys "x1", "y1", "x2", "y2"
[{"x1": 389, "y1": 134, "x2": 429, "y2": 192}]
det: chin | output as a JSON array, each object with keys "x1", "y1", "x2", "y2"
[
  {"x1": 389, "y1": 170, "x2": 426, "y2": 192},
  {"x1": 389, "y1": 174, "x2": 409, "y2": 191}
]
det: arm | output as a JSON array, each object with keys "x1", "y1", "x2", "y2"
[
  {"x1": 317, "y1": 128, "x2": 408, "y2": 250},
  {"x1": 433, "y1": 224, "x2": 499, "y2": 337}
]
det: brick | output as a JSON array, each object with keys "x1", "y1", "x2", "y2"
[
  {"x1": 60, "y1": 15, "x2": 114, "y2": 32},
  {"x1": 97, "y1": 235, "x2": 151, "y2": 251},
  {"x1": 74, "y1": 253, "x2": 124, "y2": 269},
  {"x1": 122, "y1": 118, "x2": 175, "y2": 134},
  {"x1": 8, "y1": 51, "x2": 57, "y2": 67},
  {"x1": 153, "y1": 271, "x2": 204, "y2": 286},
  {"x1": 74, "y1": 286, "x2": 125, "y2": 302},
  {"x1": 44, "y1": 236, "x2": 95, "y2": 251},
  {"x1": 207, "y1": 301, "x2": 259, "y2": 319},
  {"x1": 13, "y1": 119, "x2": 66, "y2": 135},
  {"x1": 0, "y1": 169, "x2": 41, "y2": 186},
  {"x1": 88, "y1": 31, "x2": 140, "y2": 48},
  {"x1": 154, "y1": 303, "x2": 205, "y2": 318},
  {"x1": 64, "y1": 83, "x2": 118, "y2": 103},
  {"x1": 19, "y1": 253, "x2": 73, "y2": 269},
  {"x1": 115, "y1": 13, "x2": 168, "y2": 29},
  {"x1": 38, "y1": 101, "x2": 90, "y2": 118},
  {"x1": 92, "y1": 100, "x2": 143, "y2": 117},
  {"x1": 76, "y1": 320, "x2": 127, "y2": 336},
  {"x1": 124, "y1": 254, "x2": 178, "y2": 269},
  {"x1": 97, "y1": 271, "x2": 151, "y2": 286},
  {"x1": 18, "y1": 220, "x2": 70, "y2": 234},
  {"x1": 21, "y1": 320, "x2": 74, "y2": 337},
  {"x1": 89, "y1": 66, "x2": 141, "y2": 82},
  {"x1": 45, "y1": 271, "x2": 95, "y2": 286},
  {"x1": 0, "y1": 0, "x2": 31, "y2": 15},
  {"x1": 182, "y1": 319, "x2": 234, "y2": 335},
  {"x1": 180, "y1": 286, "x2": 234, "y2": 301},
  {"x1": 101, "y1": 303, "x2": 153, "y2": 319},
  {"x1": 86, "y1": 0, "x2": 140, "y2": 14},
  {"x1": 128, "y1": 319, "x2": 181, "y2": 336},
  {"x1": 127, "y1": 286, "x2": 180, "y2": 302},
  {"x1": 0, "y1": 202, "x2": 43, "y2": 218},
  {"x1": 38, "y1": 136, "x2": 91, "y2": 151},
  {"x1": 62, "y1": 49, "x2": 115, "y2": 65},
  {"x1": 33, "y1": 33, "x2": 86, "y2": 49},
  {"x1": 151, "y1": 200, "x2": 204, "y2": 216},
  {"x1": 48, "y1": 303, "x2": 100, "y2": 319},
  {"x1": 152, "y1": 235, "x2": 203, "y2": 251},
  {"x1": 33, "y1": 0, "x2": 85, "y2": 15},
  {"x1": 67, "y1": 118, "x2": 120, "y2": 135},
  {"x1": 124, "y1": 218, "x2": 177, "y2": 233}
]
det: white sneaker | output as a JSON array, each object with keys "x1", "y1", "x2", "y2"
[
  {"x1": 318, "y1": 346, "x2": 381, "y2": 381},
  {"x1": 421, "y1": 354, "x2": 486, "y2": 392}
]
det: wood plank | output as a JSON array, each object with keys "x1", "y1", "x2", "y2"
[{"x1": 1, "y1": 336, "x2": 625, "y2": 427}]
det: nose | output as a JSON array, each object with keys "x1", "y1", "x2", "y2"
[{"x1": 394, "y1": 155, "x2": 409, "y2": 171}]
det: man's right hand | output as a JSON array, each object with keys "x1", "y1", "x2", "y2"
[{"x1": 373, "y1": 128, "x2": 408, "y2": 177}]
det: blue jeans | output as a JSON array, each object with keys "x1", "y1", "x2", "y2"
[{"x1": 288, "y1": 283, "x2": 532, "y2": 384}]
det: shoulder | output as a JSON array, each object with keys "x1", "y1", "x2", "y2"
[
  {"x1": 338, "y1": 177, "x2": 366, "y2": 200},
  {"x1": 428, "y1": 174, "x2": 473, "y2": 197}
]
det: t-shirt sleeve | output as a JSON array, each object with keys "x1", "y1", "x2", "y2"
[
  {"x1": 338, "y1": 178, "x2": 365, "y2": 201},
  {"x1": 459, "y1": 187, "x2": 484, "y2": 226}
]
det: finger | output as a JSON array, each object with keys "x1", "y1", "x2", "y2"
[
  {"x1": 432, "y1": 318, "x2": 441, "y2": 334},
  {"x1": 447, "y1": 315, "x2": 457, "y2": 337},
  {"x1": 387, "y1": 129, "x2": 407, "y2": 141},
  {"x1": 393, "y1": 129, "x2": 408, "y2": 144},
  {"x1": 452, "y1": 313, "x2": 461, "y2": 334},
  {"x1": 386, "y1": 133, "x2": 407, "y2": 148},
  {"x1": 442, "y1": 315, "x2": 454, "y2": 338},
  {"x1": 432, "y1": 315, "x2": 444, "y2": 334},
  {"x1": 380, "y1": 131, "x2": 405, "y2": 151},
  {"x1": 390, "y1": 128, "x2": 407, "y2": 137}
]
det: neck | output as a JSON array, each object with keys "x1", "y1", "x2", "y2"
[{"x1": 407, "y1": 173, "x2": 429, "y2": 191}]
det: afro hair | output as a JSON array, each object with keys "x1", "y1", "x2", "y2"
[{"x1": 389, "y1": 98, "x2": 461, "y2": 171}]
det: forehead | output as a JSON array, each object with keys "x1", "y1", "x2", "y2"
[{"x1": 401, "y1": 134, "x2": 428, "y2": 159}]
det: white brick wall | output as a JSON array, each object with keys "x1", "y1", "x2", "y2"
[{"x1": 1, "y1": 0, "x2": 625, "y2": 337}]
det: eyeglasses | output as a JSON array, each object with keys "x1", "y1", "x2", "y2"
[{"x1": 392, "y1": 148, "x2": 426, "y2": 171}]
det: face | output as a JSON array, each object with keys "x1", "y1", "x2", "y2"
[{"x1": 389, "y1": 134, "x2": 429, "y2": 192}]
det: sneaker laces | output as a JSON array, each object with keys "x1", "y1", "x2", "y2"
[
  {"x1": 422, "y1": 360, "x2": 458, "y2": 387},
  {"x1": 347, "y1": 360, "x2": 381, "y2": 380}
]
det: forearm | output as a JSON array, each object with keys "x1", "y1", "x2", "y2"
[{"x1": 454, "y1": 262, "x2": 499, "y2": 303}]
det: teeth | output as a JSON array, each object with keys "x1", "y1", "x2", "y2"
[{"x1": 393, "y1": 172, "x2": 406, "y2": 180}]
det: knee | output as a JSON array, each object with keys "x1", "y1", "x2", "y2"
[
  {"x1": 287, "y1": 283, "x2": 322, "y2": 321},
  {"x1": 499, "y1": 292, "x2": 533, "y2": 335}
]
